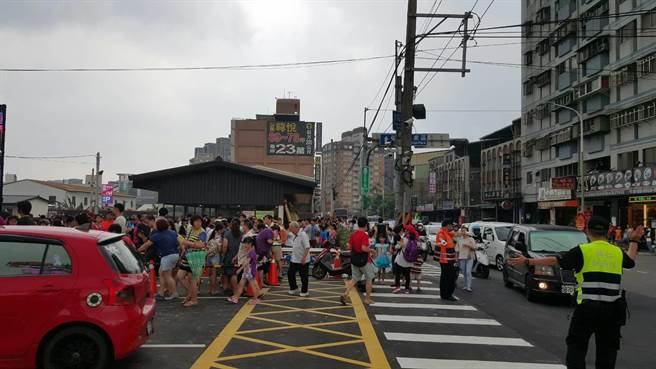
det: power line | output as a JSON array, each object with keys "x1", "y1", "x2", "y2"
[
  {"x1": 5, "y1": 154, "x2": 96, "y2": 159},
  {"x1": 416, "y1": 0, "x2": 484, "y2": 96},
  {"x1": 422, "y1": 8, "x2": 656, "y2": 37},
  {"x1": 0, "y1": 55, "x2": 394, "y2": 73}
]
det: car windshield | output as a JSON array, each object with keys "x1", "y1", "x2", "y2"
[
  {"x1": 99, "y1": 239, "x2": 144, "y2": 274},
  {"x1": 495, "y1": 226, "x2": 512, "y2": 242},
  {"x1": 529, "y1": 231, "x2": 588, "y2": 253}
]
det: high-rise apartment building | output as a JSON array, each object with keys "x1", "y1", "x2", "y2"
[
  {"x1": 190, "y1": 137, "x2": 232, "y2": 164},
  {"x1": 320, "y1": 128, "x2": 386, "y2": 215},
  {"x1": 521, "y1": 0, "x2": 656, "y2": 227}
]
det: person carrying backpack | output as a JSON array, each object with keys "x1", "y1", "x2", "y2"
[
  {"x1": 340, "y1": 217, "x2": 375, "y2": 305},
  {"x1": 393, "y1": 231, "x2": 418, "y2": 294}
]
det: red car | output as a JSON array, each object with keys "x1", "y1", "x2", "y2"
[{"x1": 0, "y1": 226, "x2": 155, "y2": 369}]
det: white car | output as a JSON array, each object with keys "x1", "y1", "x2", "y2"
[{"x1": 470, "y1": 222, "x2": 514, "y2": 271}]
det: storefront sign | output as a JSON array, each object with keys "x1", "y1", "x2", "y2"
[
  {"x1": 538, "y1": 199, "x2": 579, "y2": 209},
  {"x1": 267, "y1": 121, "x2": 315, "y2": 156},
  {"x1": 429, "y1": 172, "x2": 436, "y2": 194},
  {"x1": 101, "y1": 184, "x2": 114, "y2": 205},
  {"x1": 538, "y1": 187, "x2": 572, "y2": 202},
  {"x1": 552, "y1": 176, "x2": 577, "y2": 190},
  {"x1": 629, "y1": 195, "x2": 656, "y2": 203},
  {"x1": 583, "y1": 166, "x2": 656, "y2": 197}
]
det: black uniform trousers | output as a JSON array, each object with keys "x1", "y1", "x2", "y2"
[
  {"x1": 566, "y1": 300, "x2": 623, "y2": 369},
  {"x1": 439, "y1": 261, "x2": 457, "y2": 299}
]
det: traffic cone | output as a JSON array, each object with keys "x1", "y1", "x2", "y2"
[
  {"x1": 148, "y1": 260, "x2": 158, "y2": 296},
  {"x1": 267, "y1": 260, "x2": 280, "y2": 286},
  {"x1": 332, "y1": 252, "x2": 343, "y2": 280},
  {"x1": 246, "y1": 280, "x2": 254, "y2": 297}
]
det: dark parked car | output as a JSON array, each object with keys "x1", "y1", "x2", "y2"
[{"x1": 503, "y1": 224, "x2": 588, "y2": 302}]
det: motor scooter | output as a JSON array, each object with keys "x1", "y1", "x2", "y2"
[
  {"x1": 472, "y1": 243, "x2": 490, "y2": 279},
  {"x1": 311, "y1": 242, "x2": 352, "y2": 280}
]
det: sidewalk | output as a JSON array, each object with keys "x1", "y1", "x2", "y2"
[{"x1": 190, "y1": 279, "x2": 390, "y2": 369}]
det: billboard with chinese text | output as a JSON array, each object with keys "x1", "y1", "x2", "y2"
[{"x1": 267, "y1": 121, "x2": 315, "y2": 156}]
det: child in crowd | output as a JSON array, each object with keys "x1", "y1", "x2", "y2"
[
  {"x1": 227, "y1": 237, "x2": 263, "y2": 305},
  {"x1": 410, "y1": 237, "x2": 426, "y2": 292},
  {"x1": 374, "y1": 234, "x2": 391, "y2": 284}
]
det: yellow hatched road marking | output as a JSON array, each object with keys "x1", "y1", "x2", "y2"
[
  {"x1": 230, "y1": 335, "x2": 371, "y2": 367},
  {"x1": 350, "y1": 288, "x2": 392, "y2": 369},
  {"x1": 264, "y1": 291, "x2": 344, "y2": 304},
  {"x1": 189, "y1": 299, "x2": 256, "y2": 369},
  {"x1": 238, "y1": 317, "x2": 358, "y2": 335},
  {"x1": 251, "y1": 302, "x2": 355, "y2": 319},
  {"x1": 189, "y1": 283, "x2": 391, "y2": 369}
]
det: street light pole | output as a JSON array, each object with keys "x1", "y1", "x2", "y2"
[{"x1": 552, "y1": 103, "x2": 585, "y2": 213}]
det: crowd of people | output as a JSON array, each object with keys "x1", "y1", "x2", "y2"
[{"x1": 4, "y1": 200, "x2": 479, "y2": 308}]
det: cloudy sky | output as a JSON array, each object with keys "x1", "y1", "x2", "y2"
[{"x1": 0, "y1": 0, "x2": 520, "y2": 182}]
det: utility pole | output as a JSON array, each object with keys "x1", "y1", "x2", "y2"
[
  {"x1": 95, "y1": 152, "x2": 101, "y2": 212},
  {"x1": 394, "y1": 40, "x2": 403, "y2": 215},
  {"x1": 398, "y1": 0, "x2": 418, "y2": 216},
  {"x1": 395, "y1": 2, "x2": 472, "y2": 217}
]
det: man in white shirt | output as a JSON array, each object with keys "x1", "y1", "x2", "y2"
[
  {"x1": 112, "y1": 203, "x2": 127, "y2": 233},
  {"x1": 286, "y1": 221, "x2": 311, "y2": 297}
]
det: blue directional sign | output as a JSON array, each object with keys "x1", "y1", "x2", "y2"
[
  {"x1": 412, "y1": 134, "x2": 428, "y2": 146},
  {"x1": 378, "y1": 133, "x2": 429, "y2": 146},
  {"x1": 379, "y1": 133, "x2": 396, "y2": 146},
  {"x1": 392, "y1": 111, "x2": 402, "y2": 131}
]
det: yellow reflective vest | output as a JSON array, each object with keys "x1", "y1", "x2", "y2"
[{"x1": 575, "y1": 240, "x2": 623, "y2": 304}]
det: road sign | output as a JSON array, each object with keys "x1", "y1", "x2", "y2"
[
  {"x1": 375, "y1": 133, "x2": 450, "y2": 148},
  {"x1": 361, "y1": 166, "x2": 370, "y2": 194},
  {"x1": 392, "y1": 111, "x2": 402, "y2": 131},
  {"x1": 378, "y1": 133, "x2": 396, "y2": 146}
]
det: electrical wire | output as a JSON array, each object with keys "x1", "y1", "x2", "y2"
[
  {"x1": 0, "y1": 55, "x2": 394, "y2": 72},
  {"x1": 5, "y1": 154, "x2": 96, "y2": 159}
]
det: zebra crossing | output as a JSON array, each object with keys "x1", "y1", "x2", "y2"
[{"x1": 367, "y1": 262, "x2": 566, "y2": 369}]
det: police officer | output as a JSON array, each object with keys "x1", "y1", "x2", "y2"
[{"x1": 509, "y1": 216, "x2": 642, "y2": 369}]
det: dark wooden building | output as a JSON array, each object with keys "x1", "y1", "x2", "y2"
[{"x1": 130, "y1": 159, "x2": 315, "y2": 216}]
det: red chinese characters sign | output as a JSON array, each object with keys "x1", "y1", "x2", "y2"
[
  {"x1": 552, "y1": 176, "x2": 577, "y2": 190},
  {"x1": 267, "y1": 121, "x2": 315, "y2": 156}
]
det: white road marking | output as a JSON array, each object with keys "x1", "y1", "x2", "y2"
[
  {"x1": 378, "y1": 285, "x2": 440, "y2": 291},
  {"x1": 397, "y1": 358, "x2": 566, "y2": 369},
  {"x1": 385, "y1": 332, "x2": 532, "y2": 347},
  {"x1": 371, "y1": 293, "x2": 440, "y2": 299},
  {"x1": 375, "y1": 315, "x2": 500, "y2": 326},
  {"x1": 142, "y1": 344, "x2": 206, "y2": 348},
  {"x1": 637, "y1": 270, "x2": 648, "y2": 274},
  {"x1": 370, "y1": 302, "x2": 476, "y2": 311}
]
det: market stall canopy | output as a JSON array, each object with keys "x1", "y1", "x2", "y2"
[{"x1": 130, "y1": 158, "x2": 315, "y2": 209}]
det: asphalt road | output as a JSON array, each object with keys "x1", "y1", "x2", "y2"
[
  {"x1": 113, "y1": 253, "x2": 656, "y2": 369},
  {"x1": 455, "y1": 252, "x2": 656, "y2": 369}
]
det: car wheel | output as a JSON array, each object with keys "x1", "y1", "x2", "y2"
[
  {"x1": 495, "y1": 255, "x2": 504, "y2": 271},
  {"x1": 42, "y1": 326, "x2": 110, "y2": 369},
  {"x1": 502, "y1": 269, "x2": 514, "y2": 288},
  {"x1": 525, "y1": 275, "x2": 537, "y2": 302}
]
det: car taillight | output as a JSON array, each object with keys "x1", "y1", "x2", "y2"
[{"x1": 104, "y1": 279, "x2": 136, "y2": 306}]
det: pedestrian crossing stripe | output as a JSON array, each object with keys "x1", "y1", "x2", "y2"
[
  {"x1": 378, "y1": 285, "x2": 440, "y2": 291},
  {"x1": 375, "y1": 315, "x2": 500, "y2": 326},
  {"x1": 370, "y1": 302, "x2": 476, "y2": 310},
  {"x1": 397, "y1": 358, "x2": 566, "y2": 369},
  {"x1": 371, "y1": 293, "x2": 440, "y2": 299},
  {"x1": 384, "y1": 332, "x2": 532, "y2": 347}
]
